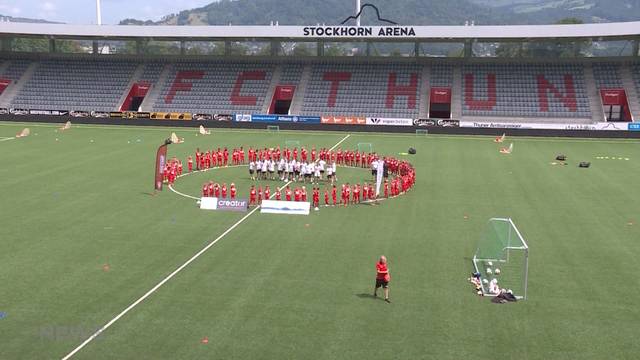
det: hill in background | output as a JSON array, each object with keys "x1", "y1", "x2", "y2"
[{"x1": 120, "y1": 0, "x2": 640, "y2": 26}]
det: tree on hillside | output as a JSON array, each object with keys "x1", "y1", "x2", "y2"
[{"x1": 495, "y1": 17, "x2": 591, "y2": 58}]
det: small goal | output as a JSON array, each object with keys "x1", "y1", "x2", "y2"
[
  {"x1": 357, "y1": 142, "x2": 373, "y2": 153},
  {"x1": 473, "y1": 218, "x2": 529, "y2": 300},
  {"x1": 415, "y1": 129, "x2": 428, "y2": 136},
  {"x1": 267, "y1": 125, "x2": 280, "y2": 132}
]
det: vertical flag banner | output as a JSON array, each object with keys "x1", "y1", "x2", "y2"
[
  {"x1": 154, "y1": 143, "x2": 168, "y2": 191},
  {"x1": 375, "y1": 159, "x2": 384, "y2": 196}
]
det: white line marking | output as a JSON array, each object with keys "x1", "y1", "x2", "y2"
[
  {"x1": 60, "y1": 133, "x2": 351, "y2": 360},
  {"x1": 168, "y1": 165, "x2": 246, "y2": 201},
  {"x1": 0, "y1": 137, "x2": 15, "y2": 142}
]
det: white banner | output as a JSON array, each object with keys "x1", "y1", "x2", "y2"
[
  {"x1": 459, "y1": 121, "x2": 627, "y2": 131},
  {"x1": 200, "y1": 197, "x2": 219, "y2": 210},
  {"x1": 375, "y1": 160, "x2": 384, "y2": 197},
  {"x1": 261, "y1": 200, "x2": 310, "y2": 215},
  {"x1": 366, "y1": 117, "x2": 413, "y2": 126}
]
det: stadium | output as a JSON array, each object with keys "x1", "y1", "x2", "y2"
[{"x1": 1, "y1": 3, "x2": 640, "y2": 359}]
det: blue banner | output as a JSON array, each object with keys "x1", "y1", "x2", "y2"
[
  {"x1": 251, "y1": 114, "x2": 279, "y2": 123},
  {"x1": 628, "y1": 123, "x2": 640, "y2": 131},
  {"x1": 280, "y1": 115, "x2": 321, "y2": 124},
  {"x1": 250, "y1": 114, "x2": 322, "y2": 124}
]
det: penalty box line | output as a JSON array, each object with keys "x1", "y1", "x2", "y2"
[{"x1": 60, "y1": 133, "x2": 351, "y2": 360}]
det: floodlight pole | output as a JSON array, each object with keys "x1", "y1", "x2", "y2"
[
  {"x1": 355, "y1": 0, "x2": 361, "y2": 26},
  {"x1": 96, "y1": 0, "x2": 102, "y2": 25}
]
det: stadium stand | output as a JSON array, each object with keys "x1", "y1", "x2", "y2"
[
  {"x1": 138, "y1": 62, "x2": 166, "y2": 84},
  {"x1": 278, "y1": 63, "x2": 304, "y2": 85},
  {"x1": 461, "y1": 63, "x2": 592, "y2": 121},
  {"x1": 632, "y1": 63, "x2": 640, "y2": 97},
  {"x1": 300, "y1": 62, "x2": 422, "y2": 118},
  {"x1": 430, "y1": 64, "x2": 453, "y2": 87},
  {"x1": 1, "y1": 59, "x2": 31, "y2": 82},
  {"x1": 151, "y1": 61, "x2": 274, "y2": 114},
  {"x1": 592, "y1": 63, "x2": 623, "y2": 89},
  {"x1": 11, "y1": 59, "x2": 137, "y2": 111},
  {"x1": 2, "y1": 55, "x2": 637, "y2": 121}
]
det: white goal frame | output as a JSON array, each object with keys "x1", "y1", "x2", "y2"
[{"x1": 473, "y1": 217, "x2": 529, "y2": 300}]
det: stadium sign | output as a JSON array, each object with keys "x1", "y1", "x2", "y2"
[
  {"x1": 29, "y1": 109, "x2": 69, "y2": 116},
  {"x1": 234, "y1": 114, "x2": 252, "y2": 122},
  {"x1": 303, "y1": 26, "x2": 416, "y2": 38},
  {"x1": 628, "y1": 123, "x2": 640, "y2": 131},
  {"x1": 366, "y1": 117, "x2": 413, "y2": 126},
  {"x1": 200, "y1": 197, "x2": 248, "y2": 212},
  {"x1": 321, "y1": 116, "x2": 366, "y2": 125},
  {"x1": 459, "y1": 121, "x2": 627, "y2": 131}
]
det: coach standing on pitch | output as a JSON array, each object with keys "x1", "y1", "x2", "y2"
[{"x1": 374, "y1": 255, "x2": 391, "y2": 303}]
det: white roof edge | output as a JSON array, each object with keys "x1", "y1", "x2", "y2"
[{"x1": 1, "y1": 22, "x2": 639, "y2": 40}]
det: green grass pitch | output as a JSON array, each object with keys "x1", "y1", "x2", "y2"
[{"x1": 1, "y1": 121, "x2": 639, "y2": 359}]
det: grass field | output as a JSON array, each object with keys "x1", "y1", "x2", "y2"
[{"x1": 1, "y1": 121, "x2": 639, "y2": 360}]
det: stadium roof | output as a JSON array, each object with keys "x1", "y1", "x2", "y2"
[{"x1": 1, "y1": 22, "x2": 640, "y2": 42}]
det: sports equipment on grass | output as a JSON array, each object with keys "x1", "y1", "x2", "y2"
[
  {"x1": 15, "y1": 128, "x2": 30, "y2": 138},
  {"x1": 473, "y1": 218, "x2": 529, "y2": 299},
  {"x1": 357, "y1": 143, "x2": 373, "y2": 153},
  {"x1": 170, "y1": 133, "x2": 183, "y2": 144},
  {"x1": 267, "y1": 125, "x2": 280, "y2": 132},
  {"x1": 500, "y1": 143, "x2": 513, "y2": 154}
]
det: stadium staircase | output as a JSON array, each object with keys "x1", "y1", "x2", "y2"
[
  {"x1": 418, "y1": 65, "x2": 430, "y2": 119},
  {"x1": 451, "y1": 65, "x2": 462, "y2": 119},
  {"x1": 288, "y1": 64, "x2": 312, "y2": 115},
  {"x1": 620, "y1": 65, "x2": 640, "y2": 121},
  {"x1": 116, "y1": 64, "x2": 145, "y2": 111},
  {"x1": 261, "y1": 65, "x2": 282, "y2": 113},
  {"x1": 139, "y1": 64, "x2": 172, "y2": 112},
  {"x1": 584, "y1": 63, "x2": 605, "y2": 122},
  {"x1": 0, "y1": 61, "x2": 38, "y2": 108}
]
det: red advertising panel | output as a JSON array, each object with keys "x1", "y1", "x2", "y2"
[
  {"x1": 321, "y1": 116, "x2": 366, "y2": 125},
  {"x1": 430, "y1": 87, "x2": 451, "y2": 104}
]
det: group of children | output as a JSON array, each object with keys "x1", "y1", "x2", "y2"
[
  {"x1": 249, "y1": 158, "x2": 337, "y2": 184},
  {"x1": 162, "y1": 158, "x2": 184, "y2": 185},
  {"x1": 190, "y1": 145, "x2": 417, "y2": 207}
]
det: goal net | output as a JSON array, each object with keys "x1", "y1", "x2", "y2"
[
  {"x1": 415, "y1": 129, "x2": 428, "y2": 136},
  {"x1": 473, "y1": 218, "x2": 529, "y2": 299},
  {"x1": 285, "y1": 140, "x2": 300, "y2": 148},
  {"x1": 357, "y1": 143, "x2": 373, "y2": 153},
  {"x1": 267, "y1": 125, "x2": 280, "y2": 132}
]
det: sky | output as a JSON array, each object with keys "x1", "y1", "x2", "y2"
[{"x1": 0, "y1": 0, "x2": 213, "y2": 24}]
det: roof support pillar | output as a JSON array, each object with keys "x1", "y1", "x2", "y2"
[
  {"x1": 180, "y1": 41, "x2": 186, "y2": 55},
  {"x1": 366, "y1": 42, "x2": 371, "y2": 56},
  {"x1": 49, "y1": 38, "x2": 56, "y2": 53},
  {"x1": 224, "y1": 41, "x2": 231, "y2": 56},
  {"x1": 317, "y1": 41, "x2": 324, "y2": 56},
  {"x1": 92, "y1": 41, "x2": 99, "y2": 54},
  {"x1": 633, "y1": 39, "x2": 639, "y2": 57},
  {"x1": 464, "y1": 40, "x2": 473, "y2": 58},
  {"x1": 270, "y1": 40, "x2": 281, "y2": 56},
  {"x1": 414, "y1": 42, "x2": 420, "y2": 57},
  {"x1": 1, "y1": 37, "x2": 13, "y2": 52},
  {"x1": 135, "y1": 39, "x2": 143, "y2": 55}
]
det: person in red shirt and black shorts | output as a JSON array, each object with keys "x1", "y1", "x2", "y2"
[{"x1": 374, "y1": 255, "x2": 391, "y2": 303}]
